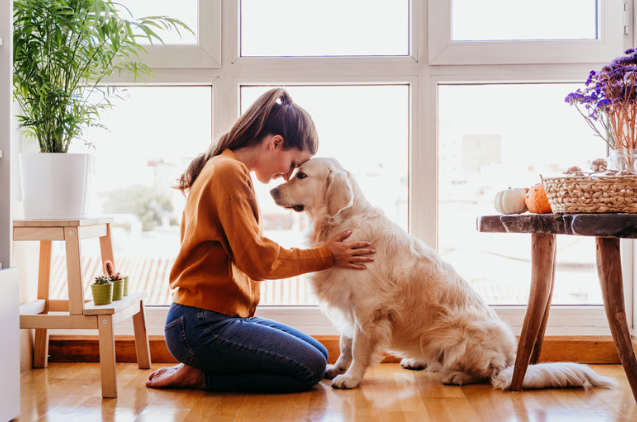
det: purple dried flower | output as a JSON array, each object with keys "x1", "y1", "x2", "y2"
[
  {"x1": 567, "y1": 49, "x2": 637, "y2": 151},
  {"x1": 611, "y1": 56, "x2": 636, "y2": 67},
  {"x1": 598, "y1": 98, "x2": 611, "y2": 108}
]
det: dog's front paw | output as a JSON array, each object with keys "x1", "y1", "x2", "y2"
[
  {"x1": 442, "y1": 372, "x2": 468, "y2": 385},
  {"x1": 442, "y1": 371, "x2": 483, "y2": 386},
  {"x1": 332, "y1": 374, "x2": 362, "y2": 389},
  {"x1": 325, "y1": 364, "x2": 347, "y2": 379},
  {"x1": 400, "y1": 358, "x2": 427, "y2": 371}
]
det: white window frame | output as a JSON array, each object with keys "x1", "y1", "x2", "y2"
[
  {"x1": 232, "y1": 0, "x2": 418, "y2": 62},
  {"x1": 137, "y1": 0, "x2": 221, "y2": 68},
  {"x1": 429, "y1": 0, "x2": 628, "y2": 65},
  {"x1": 14, "y1": 0, "x2": 633, "y2": 339}
]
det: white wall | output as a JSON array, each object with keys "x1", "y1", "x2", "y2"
[
  {"x1": 0, "y1": 0, "x2": 10, "y2": 267},
  {"x1": 0, "y1": 268, "x2": 20, "y2": 422}
]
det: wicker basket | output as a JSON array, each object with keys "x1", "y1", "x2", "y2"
[{"x1": 542, "y1": 174, "x2": 637, "y2": 213}]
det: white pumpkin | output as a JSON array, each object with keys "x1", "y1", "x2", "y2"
[{"x1": 494, "y1": 187, "x2": 528, "y2": 215}]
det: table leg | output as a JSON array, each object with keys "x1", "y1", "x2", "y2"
[
  {"x1": 510, "y1": 233, "x2": 556, "y2": 391},
  {"x1": 133, "y1": 300, "x2": 152, "y2": 369},
  {"x1": 33, "y1": 241, "x2": 52, "y2": 368},
  {"x1": 98, "y1": 314, "x2": 118, "y2": 398},
  {"x1": 530, "y1": 243, "x2": 557, "y2": 365},
  {"x1": 64, "y1": 227, "x2": 85, "y2": 315},
  {"x1": 595, "y1": 237, "x2": 637, "y2": 402}
]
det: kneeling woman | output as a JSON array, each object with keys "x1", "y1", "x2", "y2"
[{"x1": 146, "y1": 88, "x2": 374, "y2": 393}]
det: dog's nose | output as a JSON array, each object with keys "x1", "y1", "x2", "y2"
[{"x1": 269, "y1": 187, "x2": 279, "y2": 199}]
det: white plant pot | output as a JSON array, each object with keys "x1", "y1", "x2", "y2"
[{"x1": 19, "y1": 153, "x2": 94, "y2": 220}]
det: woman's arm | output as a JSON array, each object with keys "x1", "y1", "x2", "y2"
[{"x1": 218, "y1": 195, "x2": 333, "y2": 280}]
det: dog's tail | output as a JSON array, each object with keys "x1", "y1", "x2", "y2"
[{"x1": 491, "y1": 362, "x2": 617, "y2": 390}]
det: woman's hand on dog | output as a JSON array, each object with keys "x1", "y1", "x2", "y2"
[{"x1": 327, "y1": 231, "x2": 375, "y2": 270}]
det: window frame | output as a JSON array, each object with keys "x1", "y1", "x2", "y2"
[
  {"x1": 136, "y1": 0, "x2": 221, "y2": 68},
  {"x1": 15, "y1": 0, "x2": 634, "y2": 339},
  {"x1": 428, "y1": 0, "x2": 629, "y2": 65},
  {"x1": 234, "y1": 0, "x2": 418, "y2": 62}
]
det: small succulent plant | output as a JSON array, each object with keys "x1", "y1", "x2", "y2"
[
  {"x1": 94, "y1": 275, "x2": 112, "y2": 285},
  {"x1": 104, "y1": 260, "x2": 123, "y2": 281}
]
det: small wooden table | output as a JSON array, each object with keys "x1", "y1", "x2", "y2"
[
  {"x1": 477, "y1": 213, "x2": 637, "y2": 401},
  {"x1": 14, "y1": 218, "x2": 151, "y2": 398}
]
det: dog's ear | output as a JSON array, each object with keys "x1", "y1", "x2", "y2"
[{"x1": 326, "y1": 170, "x2": 353, "y2": 216}]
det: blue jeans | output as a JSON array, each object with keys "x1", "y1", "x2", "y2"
[{"x1": 164, "y1": 302, "x2": 328, "y2": 393}]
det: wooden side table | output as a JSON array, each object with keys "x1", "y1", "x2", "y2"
[
  {"x1": 478, "y1": 213, "x2": 637, "y2": 402},
  {"x1": 14, "y1": 218, "x2": 151, "y2": 398}
]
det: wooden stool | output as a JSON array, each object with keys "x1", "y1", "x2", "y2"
[
  {"x1": 14, "y1": 218, "x2": 151, "y2": 398},
  {"x1": 478, "y1": 214, "x2": 637, "y2": 402}
]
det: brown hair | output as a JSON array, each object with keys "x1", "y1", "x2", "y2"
[{"x1": 176, "y1": 88, "x2": 318, "y2": 193}]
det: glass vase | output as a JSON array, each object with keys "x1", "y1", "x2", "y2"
[{"x1": 608, "y1": 149, "x2": 637, "y2": 173}]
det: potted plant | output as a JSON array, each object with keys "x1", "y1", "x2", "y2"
[
  {"x1": 104, "y1": 260, "x2": 126, "y2": 300},
  {"x1": 12, "y1": 0, "x2": 191, "y2": 219},
  {"x1": 91, "y1": 275, "x2": 113, "y2": 306},
  {"x1": 565, "y1": 48, "x2": 637, "y2": 173}
]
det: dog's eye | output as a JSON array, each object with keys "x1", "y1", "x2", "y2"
[{"x1": 296, "y1": 172, "x2": 307, "y2": 179}]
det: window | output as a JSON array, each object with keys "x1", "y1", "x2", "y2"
[
  {"x1": 63, "y1": 86, "x2": 212, "y2": 305},
  {"x1": 117, "y1": 0, "x2": 198, "y2": 45},
  {"x1": 429, "y1": 0, "x2": 628, "y2": 65},
  {"x1": 451, "y1": 0, "x2": 598, "y2": 42},
  {"x1": 438, "y1": 83, "x2": 606, "y2": 305},
  {"x1": 24, "y1": 1, "x2": 632, "y2": 337},
  {"x1": 240, "y1": 0, "x2": 410, "y2": 57},
  {"x1": 242, "y1": 85, "x2": 409, "y2": 305},
  {"x1": 52, "y1": 83, "x2": 411, "y2": 307},
  {"x1": 116, "y1": 0, "x2": 221, "y2": 68}
]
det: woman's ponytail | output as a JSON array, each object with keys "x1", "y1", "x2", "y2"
[{"x1": 176, "y1": 88, "x2": 318, "y2": 194}]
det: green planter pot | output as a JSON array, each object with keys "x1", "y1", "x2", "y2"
[
  {"x1": 112, "y1": 280, "x2": 124, "y2": 301},
  {"x1": 123, "y1": 276, "x2": 129, "y2": 296},
  {"x1": 91, "y1": 283, "x2": 113, "y2": 306}
]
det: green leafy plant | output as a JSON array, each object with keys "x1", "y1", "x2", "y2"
[
  {"x1": 13, "y1": 0, "x2": 192, "y2": 153},
  {"x1": 93, "y1": 275, "x2": 112, "y2": 285}
]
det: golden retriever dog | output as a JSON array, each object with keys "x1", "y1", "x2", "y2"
[{"x1": 270, "y1": 157, "x2": 617, "y2": 391}]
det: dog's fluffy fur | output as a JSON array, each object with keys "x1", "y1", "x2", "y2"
[{"x1": 270, "y1": 157, "x2": 617, "y2": 391}]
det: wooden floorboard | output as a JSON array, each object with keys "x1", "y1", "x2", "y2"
[{"x1": 13, "y1": 362, "x2": 637, "y2": 422}]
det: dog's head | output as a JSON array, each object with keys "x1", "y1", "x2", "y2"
[{"x1": 270, "y1": 157, "x2": 354, "y2": 217}]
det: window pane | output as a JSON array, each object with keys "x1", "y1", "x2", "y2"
[
  {"x1": 452, "y1": 0, "x2": 598, "y2": 41},
  {"x1": 439, "y1": 84, "x2": 606, "y2": 305},
  {"x1": 118, "y1": 0, "x2": 198, "y2": 45},
  {"x1": 241, "y1": 0, "x2": 409, "y2": 57},
  {"x1": 62, "y1": 87, "x2": 212, "y2": 306},
  {"x1": 241, "y1": 85, "x2": 409, "y2": 305}
]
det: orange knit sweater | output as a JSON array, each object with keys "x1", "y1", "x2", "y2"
[{"x1": 170, "y1": 149, "x2": 333, "y2": 317}]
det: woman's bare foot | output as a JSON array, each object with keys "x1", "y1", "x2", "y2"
[{"x1": 146, "y1": 363, "x2": 205, "y2": 389}]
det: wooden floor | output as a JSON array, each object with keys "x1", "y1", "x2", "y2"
[{"x1": 15, "y1": 362, "x2": 637, "y2": 422}]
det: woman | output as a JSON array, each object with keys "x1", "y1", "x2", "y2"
[{"x1": 146, "y1": 88, "x2": 374, "y2": 393}]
